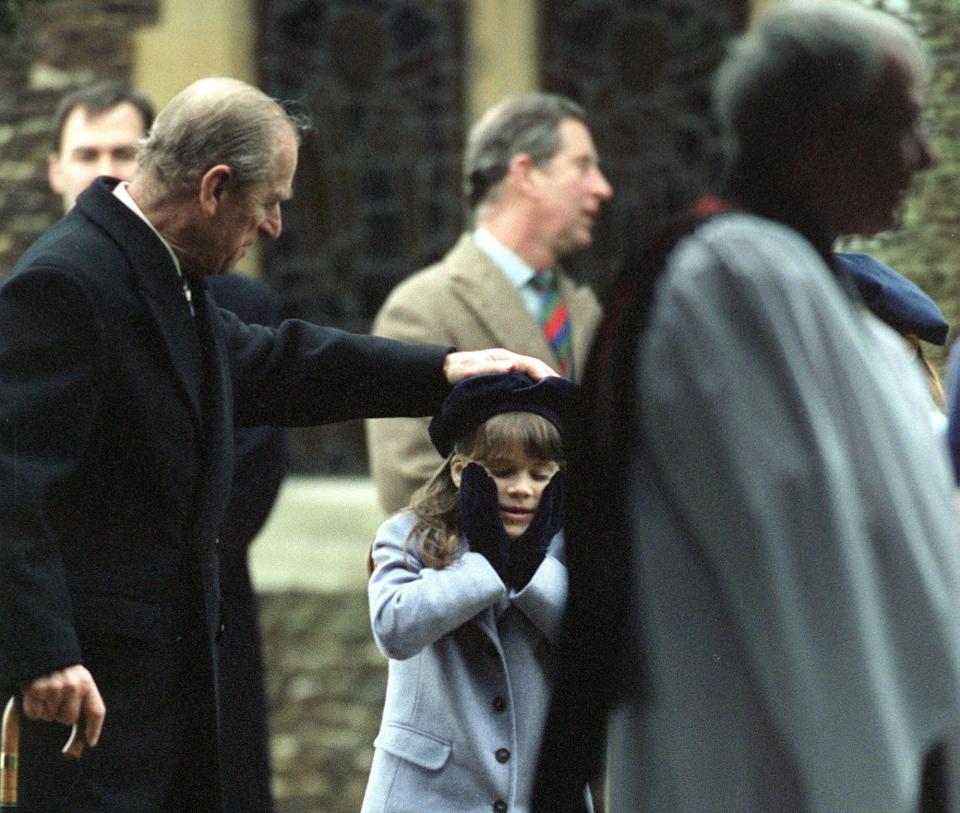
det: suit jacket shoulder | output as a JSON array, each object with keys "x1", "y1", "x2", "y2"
[{"x1": 373, "y1": 232, "x2": 601, "y2": 367}]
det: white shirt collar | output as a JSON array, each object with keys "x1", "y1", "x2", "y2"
[
  {"x1": 112, "y1": 182, "x2": 183, "y2": 276},
  {"x1": 473, "y1": 227, "x2": 536, "y2": 291}
]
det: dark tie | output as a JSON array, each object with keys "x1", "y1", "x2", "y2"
[{"x1": 531, "y1": 272, "x2": 571, "y2": 377}]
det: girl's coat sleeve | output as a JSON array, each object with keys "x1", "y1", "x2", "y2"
[
  {"x1": 368, "y1": 512, "x2": 506, "y2": 660},
  {"x1": 510, "y1": 533, "x2": 568, "y2": 642}
]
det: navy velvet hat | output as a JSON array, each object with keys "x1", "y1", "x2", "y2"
[
  {"x1": 834, "y1": 252, "x2": 949, "y2": 346},
  {"x1": 428, "y1": 373, "x2": 577, "y2": 457}
]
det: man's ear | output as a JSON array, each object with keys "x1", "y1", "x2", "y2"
[
  {"x1": 506, "y1": 152, "x2": 540, "y2": 199},
  {"x1": 48, "y1": 154, "x2": 65, "y2": 195},
  {"x1": 198, "y1": 164, "x2": 232, "y2": 216}
]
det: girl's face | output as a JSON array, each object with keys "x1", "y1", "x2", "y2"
[{"x1": 450, "y1": 448, "x2": 560, "y2": 540}]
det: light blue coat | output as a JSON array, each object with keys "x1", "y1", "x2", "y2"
[{"x1": 362, "y1": 511, "x2": 588, "y2": 812}]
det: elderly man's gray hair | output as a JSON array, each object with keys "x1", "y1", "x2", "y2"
[
  {"x1": 712, "y1": 0, "x2": 927, "y2": 167},
  {"x1": 464, "y1": 92, "x2": 588, "y2": 215},
  {"x1": 138, "y1": 77, "x2": 310, "y2": 193}
]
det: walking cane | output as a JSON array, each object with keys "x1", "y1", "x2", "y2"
[
  {"x1": 1, "y1": 693, "x2": 86, "y2": 810},
  {"x1": 1, "y1": 696, "x2": 18, "y2": 810}
]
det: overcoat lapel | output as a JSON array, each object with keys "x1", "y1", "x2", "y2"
[
  {"x1": 137, "y1": 274, "x2": 204, "y2": 428},
  {"x1": 77, "y1": 182, "x2": 204, "y2": 428},
  {"x1": 194, "y1": 292, "x2": 233, "y2": 547}
]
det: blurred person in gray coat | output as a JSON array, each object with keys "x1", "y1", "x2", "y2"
[{"x1": 537, "y1": 3, "x2": 960, "y2": 811}]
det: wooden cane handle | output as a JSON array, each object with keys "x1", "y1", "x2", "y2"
[{"x1": 1, "y1": 696, "x2": 19, "y2": 807}]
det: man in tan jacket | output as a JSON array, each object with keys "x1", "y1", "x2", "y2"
[{"x1": 367, "y1": 93, "x2": 613, "y2": 513}]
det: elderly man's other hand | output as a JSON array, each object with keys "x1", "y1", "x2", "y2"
[
  {"x1": 22, "y1": 663, "x2": 105, "y2": 748},
  {"x1": 443, "y1": 349, "x2": 558, "y2": 384}
]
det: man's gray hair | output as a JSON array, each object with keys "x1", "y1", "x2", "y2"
[
  {"x1": 712, "y1": 0, "x2": 927, "y2": 167},
  {"x1": 464, "y1": 92, "x2": 587, "y2": 215},
  {"x1": 137, "y1": 77, "x2": 310, "y2": 193}
]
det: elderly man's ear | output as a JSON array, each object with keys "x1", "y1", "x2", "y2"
[{"x1": 199, "y1": 164, "x2": 232, "y2": 216}]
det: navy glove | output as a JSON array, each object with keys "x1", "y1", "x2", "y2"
[
  {"x1": 458, "y1": 462, "x2": 510, "y2": 578},
  {"x1": 505, "y1": 469, "x2": 565, "y2": 591}
]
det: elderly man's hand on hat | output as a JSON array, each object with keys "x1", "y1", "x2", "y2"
[{"x1": 443, "y1": 349, "x2": 558, "y2": 385}]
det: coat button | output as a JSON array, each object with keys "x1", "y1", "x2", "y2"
[
  {"x1": 495, "y1": 747, "x2": 510, "y2": 763},
  {"x1": 493, "y1": 801, "x2": 507, "y2": 813},
  {"x1": 492, "y1": 695, "x2": 507, "y2": 712}
]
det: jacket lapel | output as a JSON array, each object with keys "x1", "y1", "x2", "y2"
[
  {"x1": 472, "y1": 603, "x2": 501, "y2": 645},
  {"x1": 77, "y1": 180, "x2": 204, "y2": 428},
  {"x1": 557, "y1": 273, "x2": 599, "y2": 379},
  {"x1": 446, "y1": 235, "x2": 556, "y2": 363}
]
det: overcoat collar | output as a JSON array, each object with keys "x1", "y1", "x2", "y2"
[{"x1": 76, "y1": 178, "x2": 204, "y2": 427}]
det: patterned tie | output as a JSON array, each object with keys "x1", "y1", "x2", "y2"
[{"x1": 531, "y1": 271, "x2": 572, "y2": 377}]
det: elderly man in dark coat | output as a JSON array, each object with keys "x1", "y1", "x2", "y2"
[{"x1": 0, "y1": 76, "x2": 553, "y2": 813}]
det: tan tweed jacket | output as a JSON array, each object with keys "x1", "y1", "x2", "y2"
[{"x1": 366, "y1": 233, "x2": 602, "y2": 513}]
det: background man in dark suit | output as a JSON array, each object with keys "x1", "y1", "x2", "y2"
[
  {"x1": 47, "y1": 81, "x2": 290, "y2": 813},
  {"x1": 0, "y1": 75, "x2": 554, "y2": 813},
  {"x1": 366, "y1": 92, "x2": 612, "y2": 514},
  {"x1": 47, "y1": 82, "x2": 154, "y2": 212}
]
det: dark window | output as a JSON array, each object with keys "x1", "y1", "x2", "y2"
[{"x1": 258, "y1": 0, "x2": 465, "y2": 473}]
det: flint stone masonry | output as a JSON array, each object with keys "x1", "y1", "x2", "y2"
[
  {"x1": 261, "y1": 590, "x2": 385, "y2": 813},
  {"x1": 0, "y1": 0, "x2": 159, "y2": 275}
]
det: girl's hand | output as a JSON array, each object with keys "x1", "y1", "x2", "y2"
[{"x1": 458, "y1": 462, "x2": 510, "y2": 577}]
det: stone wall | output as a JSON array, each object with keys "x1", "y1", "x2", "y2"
[
  {"x1": 261, "y1": 591, "x2": 385, "y2": 812},
  {"x1": 0, "y1": 0, "x2": 158, "y2": 275}
]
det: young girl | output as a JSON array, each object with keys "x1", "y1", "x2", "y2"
[{"x1": 361, "y1": 372, "x2": 590, "y2": 813}]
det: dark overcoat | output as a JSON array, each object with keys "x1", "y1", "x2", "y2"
[
  {"x1": 0, "y1": 178, "x2": 450, "y2": 812},
  {"x1": 205, "y1": 273, "x2": 287, "y2": 813}
]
